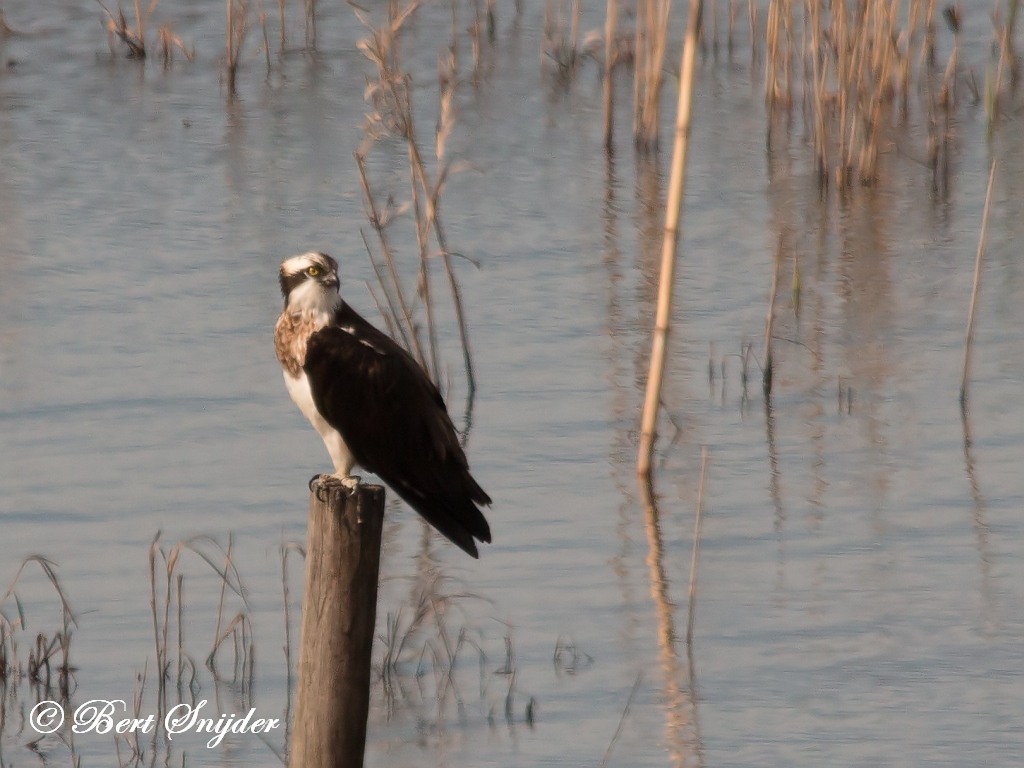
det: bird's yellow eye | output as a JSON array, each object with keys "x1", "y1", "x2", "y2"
[{"x1": 308, "y1": 266, "x2": 321, "y2": 276}]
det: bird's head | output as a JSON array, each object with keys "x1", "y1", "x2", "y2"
[{"x1": 279, "y1": 252, "x2": 341, "y2": 313}]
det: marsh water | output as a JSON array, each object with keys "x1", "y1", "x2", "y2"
[{"x1": 2, "y1": 1, "x2": 1024, "y2": 766}]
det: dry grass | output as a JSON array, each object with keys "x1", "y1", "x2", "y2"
[
  {"x1": 2, "y1": 527, "x2": 541, "y2": 764},
  {"x1": 374, "y1": 565, "x2": 533, "y2": 730},
  {"x1": 147, "y1": 532, "x2": 253, "y2": 721},
  {"x1": 0, "y1": 556, "x2": 76, "y2": 698}
]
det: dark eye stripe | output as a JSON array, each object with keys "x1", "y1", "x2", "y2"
[{"x1": 279, "y1": 269, "x2": 310, "y2": 297}]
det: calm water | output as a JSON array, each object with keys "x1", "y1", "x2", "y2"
[{"x1": 1, "y1": 2, "x2": 1023, "y2": 766}]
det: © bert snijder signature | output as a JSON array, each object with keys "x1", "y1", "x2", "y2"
[{"x1": 30, "y1": 698, "x2": 282, "y2": 748}]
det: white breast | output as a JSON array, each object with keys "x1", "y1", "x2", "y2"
[{"x1": 283, "y1": 369, "x2": 355, "y2": 477}]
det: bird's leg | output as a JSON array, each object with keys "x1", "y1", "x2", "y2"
[{"x1": 308, "y1": 472, "x2": 362, "y2": 502}]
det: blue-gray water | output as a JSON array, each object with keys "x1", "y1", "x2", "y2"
[{"x1": 1, "y1": 1, "x2": 1023, "y2": 765}]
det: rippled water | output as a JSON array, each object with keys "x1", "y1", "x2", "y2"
[{"x1": 2, "y1": 1, "x2": 1023, "y2": 766}]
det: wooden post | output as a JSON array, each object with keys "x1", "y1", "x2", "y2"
[{"x1": 289, "y1": 483, "x2": 386, "y2": 768}]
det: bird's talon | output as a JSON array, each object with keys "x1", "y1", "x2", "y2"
[
  {"x1": 308, "y1": 473, "x2": 334, "y2": 502},
  {"x1": 309, "y1": 473, "x2": 360, "y2": 500}
]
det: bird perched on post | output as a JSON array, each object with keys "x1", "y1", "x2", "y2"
[{"x1": 274, "y1": 251, "x2": 492, "y2": 558}]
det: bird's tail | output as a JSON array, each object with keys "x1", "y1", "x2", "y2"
[{"x1": 389, "y1": 477, "x2": 491, "y2": 558}]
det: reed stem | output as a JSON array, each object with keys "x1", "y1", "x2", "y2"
[
  {"x1": 637, "y1": 0, "x2": 703, "y2": 477},
  {"x1": 960, "y1": 159, "x2": 998, "y2": 404},
  {"x1": 603, "y1": 0, "x2": 618, "y2": 150},
  {"x1": 686, "y1": 447, "x2": 708, "y2": 646}
]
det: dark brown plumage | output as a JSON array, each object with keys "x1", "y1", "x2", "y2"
[{"x1": 304, "y1": 303, "x2": 491, "y2": 556}]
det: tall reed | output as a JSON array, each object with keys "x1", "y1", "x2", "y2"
[{"x1": 638, "y1": 0, "x2": 703, "y2": 477}]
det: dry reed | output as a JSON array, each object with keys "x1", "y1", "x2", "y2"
[
  {"x1": 350, "y1": 0, "x2": 478, "y2": 400},
  {"x1": 374, "y1": 565, "x2": 524, "y2": 728},
  {"x1": 632, "y1": 0, "x2": 676, "y2": 150},
  {"x1": 603, "y1": 0, "x2": 619, "y2": 149},
  {"x1": 761, "y1": 232, "x2": 783, "y2": 396},
  {"x1": 100, "y1": 1, "x2": 193, "y2": 63},
  {"x1": 541, "y1": 0, "x2": 584, "y2": 78},
  {"x1": 600, "y1": 672, "x2": 643, "y2": 767},
  {"x1": 101, "y1": 1, "x2": 146, "y2": 58},
  {"x1": 280, "y1": 539, "x2": 305, "y2": 754},
  {"x1": 758, "y1": 1, "x2": 1021, "y2": 188},
  {"x1": 226, "y1": 0, "x2": 250, "y2": 94},
  {"x1": 147, "y1": 532, "x2": 253, "y2": 720},
  {"x1": 637, "y1": 0, "x2": 703, "y2": 478},
  {"x1": 0, "y1": 556, "x2": 76, "y2": 699},
  {"x1": 960, "y1": 159, "x2": 998, "y2": 405},
  {"x1": 278, "y1": 0, "x2": 287, "y2": 52},
  {"x1": 305, "y1": 0, "x2": 317, "y2": 49}
]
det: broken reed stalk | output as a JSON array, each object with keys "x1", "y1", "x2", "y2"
[
  {"x1": 603, "y1": 0, "x2": 618, "y2": 150},
  {"x1": 422, "y1": 173, "x2": 477, "y2": 399},
  {"x1": 634, "y1": 0, "x2": 674, "y2": 150},
  {"x1": 569, "y1": 0, "x2": 581, "y2": 66},
  {"x1": 940, "y1": 5, "x2": 960, "y2": 107},
  {"x1": 987, "y1": 3, "x2": 1018, "y2": 137},
  {"x1": 762, "y1": 235, "x2": 783, "y2": 396},
  {"x1": 748, "y1": 0, "x2": 757, "y2": 61},
  {"x1": 685, "y1": 447, "x2": 707, "y2": 646},
  {"x1": 278, "y1": 0, "x2": 286, "y2": 52},
  {"x1": 226, "y1": 0, "x2": 249, "y2": 94},
  {"x1": 406, "y1": 140, "x2": 444, "y2": 384},
  {"x1": 305, "y1": 0, "x2": 317, "y2": 49},
  {"x1": 289, "y1": 484, "x2": 385, "y2": 768},
  {"x1": 133, "y1": 0, "x2": 145, "y2": 49},
  {"x1": 280, "y1": 540, "x2": 304, "y2": 753},
  {"x1": 227, "y1": 0, "x2": 236, "y2": 89},
  {"x1": 600, "y1": 672, "x2": 644, "y2": 768},
  {"x1": 354, "y1": 154, "x2": 428, "y2": 370},
  {"x1": 631, "y1": 0, "x2": 645, "y2": 138},
  {"x1": 960, "y1": 158, "x2": 998, "y2": 405},
  {"x1": 637, "y1": 0, "x2": 703, "y2": 478},
  {"x1": 258, "y1": 1, "x2": 271, "y2": 75}
]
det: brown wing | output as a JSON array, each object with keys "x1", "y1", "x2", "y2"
[{"x1": 303, "y1": 303, "x2": 491, "y2": 557}]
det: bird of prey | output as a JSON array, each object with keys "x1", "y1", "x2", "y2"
[{"x1": 274, "y1": 251, "x2": 492, "y2": 557}]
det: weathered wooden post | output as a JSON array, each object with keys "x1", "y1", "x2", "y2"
[{"x1": 289, "y1": 483, "x2": 386, "y2": 768}]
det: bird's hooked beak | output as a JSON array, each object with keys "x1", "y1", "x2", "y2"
[{"x1": 324, "y1": 272, "x2": 340, "y2": 291}]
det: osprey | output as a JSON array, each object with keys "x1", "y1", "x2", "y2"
[{"x1": 274, "y1": 251, "x2": 492, "y2": 557}]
